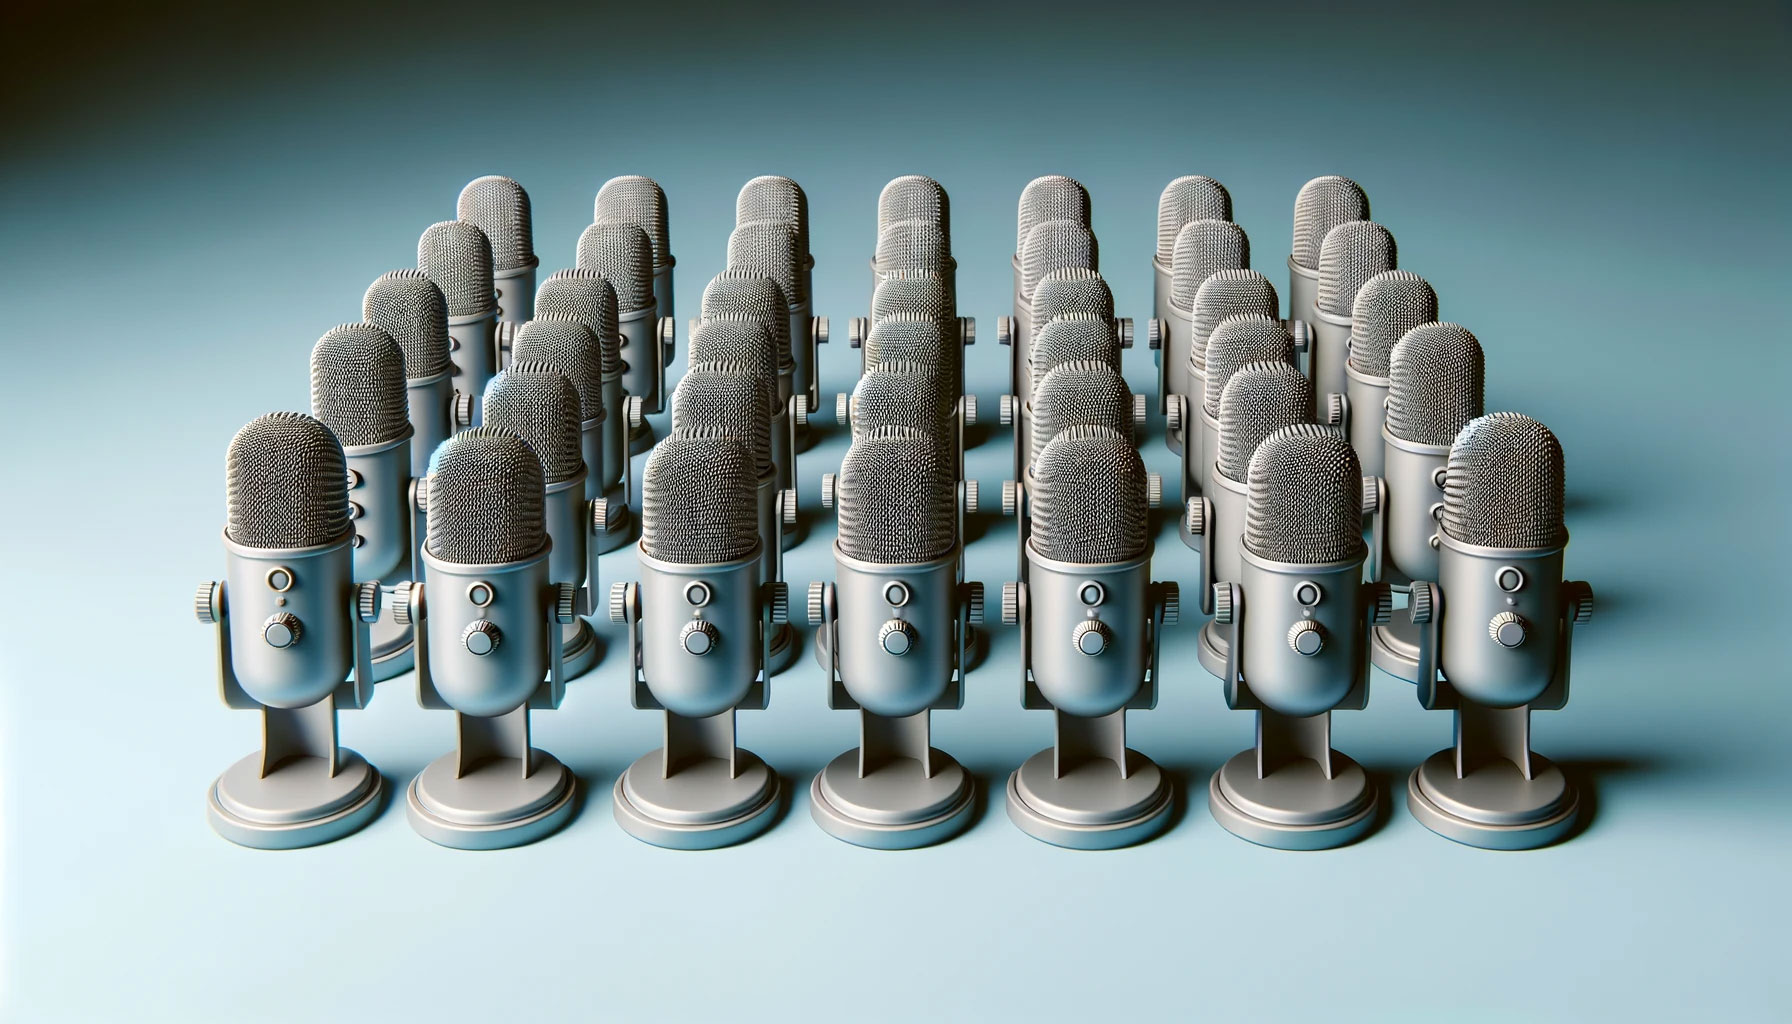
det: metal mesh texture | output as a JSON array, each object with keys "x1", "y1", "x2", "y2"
[
  {"x1": 850, "y1": 362, "x2": 955, "y2": 455},
  {"x1": 1203, "y1": 316, "x2": 1296, "y2": 419},
  {"x1": 1316, "y1": 220, "x2": 1397, "y2": 318},
  {"x1": 727, "y1": 219, "x2": 805, "y2": 305},
  {"x1": 1217, "y1": 362, "x2": 1317, "y2": 484},
  {"x1": 687, "y1": 318, "x2": 781, "y2": 403},
  {"x1": 671, "y1": 364, "x2": 774, "y2": 479},
  {"x1": 1156, "y1": 176, "x2": 1233, "y2": 262},
  {"x1": 864, "y1": 317, "x2": 958, "y2": 392},
  {"x1": 641, "y1": 432, "x2": 761, "y2": 564},
  {"x1": 594, "y1": 176, "x2": 670, "y2": 266},
  {"x1": 1349, "y1": 270, "x2": 1438, "y2": 379},
  {"x1": 362, "y1": 269, "x2": 450, "y2": 379},
  {"x1": 417, "y1": 220, "x2": 495, "y2": 317},
  {"x1": 481, "y1": 365, "x2": 585, "y2": 484},
  {"x1": 1033, "y1": 268, "x2": 1114, "y2": 325},
  {"x1": 1020, "y1": 219, "x2": 1098, "y2": 302},
  {"x1": 1030, "y1": 361, "x2": 1133, "y2": 468},
  {"x1": 1442, "y1": 412, "x2": 1567, "y2": 549},
  {"x1": 1291, "y1": 176, "x2": 1370, "y2": 270},
  {"x1": 736, "y1": 176, "x2": 810, "y2": 263},
  {"x1": 532, "y1": 270, "x2": 622, "y2": 377},
  {"x1": 225, "y1": 412, "x2": 350, "y2": 549},
  {"x1": 1029, "y1": 425, "x2": 1148, "y2": 564},
  {"x1": 875, "y1": 217, "x2": 951, "y2": 272},
  {"x1": 1169, "y1": 219, "x2": 1250, "y2": 312},
  {"x1": 1016, "y1": 175, "x2": 1090, "y2": 254},
  {"x1": 455, "y1": 176, "x2": 534, "y2": 272},
  {"x1": 701, "y1": 272, "x2": 793, "y2": 370},
  {"x1": 426, "y1": 426, "x2": 547, "y2": 565},
  {"x1": 878, "y1": 175, "x2": 950, "y2": 237},
  {"x1": 1188, "y1": 269, "x2": 1279, "y2": 374},
  {"x1": 871, "y1": 270, "x2": 954, "y2": 323},
  {"x1": 1385, "y1": 322, "x2": 1485, "y2": 446},
  {"x1": 1244, "y1": 424, "x2": 1365, "y2": 564},
  {"x1": 309, "y1": 323, "x2": 409, "y2": 447},
  {"x1": 1030, "y1": 314, "x2": 1121, "y2": 391},
  {"x1": 575, "y1": 221, "x2": 655, "y2": 311},
  {"x1": 837, "y1": 426, "x2": 957, "y2": 564},
  {"x1": 512, "y1": 320, "x2": 606, "y2": 421}
]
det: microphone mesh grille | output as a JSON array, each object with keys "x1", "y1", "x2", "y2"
[
  {"x1": 875, "y1": 218, "x2": 952, "y2": 273},
  {"x1": 363, "y1": 269, "x2": 450, "y2": 379},
  {"x1": 417, "y1": 220, "x2": 494, "y2": 317},
  {"x1": 1292, "y1": 175, "x2": 1370, "y2": 271},
  {"x1": 837, "y1": 426, "x2": 957, "y2": 564},
  {"x1": 688, "y1": 318, "x2": 781, "y2": 399},
  {"x1": 727, "y1": 220, "x2": 805, "y2": 306},
  {"x1": 1033, "y1": 268, "x2": 1115, "y2": 325},
  {"x1": 455, "y1": 176, "x2": 534, "y2": 272},
  {"x1": 1188, "y1": 269, "x2": 1279, "y2": 373},
  {"x1": 1218, "y1": 362, "x2": 1316, "y2": 484},
  {"x1": 864, "y1": 317, "x2": 957, "y2": 392},
  {"x1": 1031, "y1": 361, "x2": 1132, "y2": 468},
  {"x1": 1016, "y1": 175, "x2": 1090, "y2": 254},
  {"x1": 1386, "y1": 322, "x2": 1485, "y2": 445},
  {"x1": 1156, "y1": 176, "x2": 1233, "y2": 262},
  {"x1": 702, "y1": 272, "x2": 793, "y2": 370},
  {"x1": 878, "y1": 175, "x2": 949, "y2": 237},
  {"x1": 426, "y1": 426, "x2": 546, "y2": 565},
  {"x1": 642, "y1": 433, "x2": 761, "y2": 563},
  {"x1": 1204, "y1": 316, "x2": 1296, "y2": 419},
  {"x1": 309, "y1": 324, "x2": 409, "y2": 447},
  {"x1": 850, "y1": 362, "x2": 955, "y2": 454},
  {"x1": 1169, "y1": 219, "x2": 1250, "y2": 312},
  {"x1": 1245, "y1": 424, "x2": 1365, "y2": 564},
  {"x1": 576, "y1": 221, "x2": 656, "y2": 311},
  {"x1": 1316, "y1": 220, "x2": 1397, "y2": 318},
  {"x1": 871, "y1": 270, "x2": 954, "y2": 323},
  {"x1": 226, "y1": 412, "x2": 349, "y2": 549},
  {"x1": 513, "y1": 320, "x2": 606, "y2": 421},
  {"x1": 1442, "y1": 413, "x2": 1566, "y2": 549},
  {"x1": 736, "y1": 175, "x2": 810, "y2": 263},
  {"x1": 1030, "y1": 425, "x2": 1148, "y2": 564},
  {"x1": 1020, "y1": 220, "x2": 1098, "y2": 302},
  {"x1": 594, "y1": 176, "x2": 670, "y2": 266},
  {"x1": 533, "y1": 270, "x2": 622, "y2": 376},
  {"x1": 672, "y1": 364, "x2": 774, "y2": 479},
  {"x1": 1030, "y1": 314, "x2": 1121, "y2": 391},
  {"x1": 481, "y1": 366, "x2": 585, "y2": 484},
  {"x1": 1350, "y1": 270, "x2": 1438, "y2": 378}
]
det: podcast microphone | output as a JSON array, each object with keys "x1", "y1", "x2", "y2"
[
  {"x1": 1155, "y1": 218, "x2": 1249, "y2": 452},
  {"x1": 457, "y1": 175, "x2": 537, "y2": 328},
  {"x1": 848, "y1": 269, "x2": 974, "y2": 377},
  {"x1": 1206, "y1": 425, "x2": 1389, "y2": 850},
  {"x1": 1403, "y1": 413, "x2": 1594, "y2": 849},
  {"x1": 874, "y1": 217, "x2": 954, "y2": 292},
  {"x1": 1001, "y1": 426, "x2": 1178, "y2": 849},
  {"x1": 609, "y1": 432, "x2": 787, "y2": 849},
  {"x1": 1153, "y1": 175, "x2": 1232, "y2": 345},
  {"x1": 1016, "y1": 312, "x2": 1124, "y2": 484},
  {"x1": 595, "y1": 175, "x2": 675, "y2": 353},
  {"x1": 1340, "y1": 270, "x2": 1437, "y2": 477},
  {"x1": 419, "y1": 220, "x2": 499, "y2": 417},
  {"x1": 310, "y1": 323, "x2": 415, "y2": 683},
  {"x1": 1169, "y1": 269, "x2": 1284, "y2": 508},
  {"x1": 577, "y1": 220, "x2": 671, "y2": 433},
  {"x1": 394, "y1": 426, "x2": 579, "y2": 849},
  {"x1": 512, "y1": 318, "x2": 610, "y2": 506},
  {"x1": 481, "y1": 364, "x2": 601, "y2": 681},
  {"x1": 808, "y1": 426, "x2": 982, "y2": 848},
  {"x1": 363, "y1": 270, "x2": 470, "y2": 482},
  {"x1": 878, "y1": 174, "x2": 949, "y2": 237},
  {"x1": 862, "y1": 315, "x2": 958, "y2": 396},
  {"x1": 688, "y1": 315, "x2": 802, "y2": 525},
  {"x1": 994, "y1": 267, "x2": 1133, "y2": 420},
  {"x1": 195, "y1": 412, "x2": 384, "y2": 848},
  {"x1": 737, "y1": 177, "x2": 824, "y2": 414},
  {"x1": 1011, "y1": 175, "x2": 1091, "y2": 345},
  {"x1": 1289, "y1": 176, "x2": 1370, "y2": 333},
  {"x1": 1193, "y1": 313, "x2": 1297, "y2": 500},
  {"x1": 1007, "y1": 218, "x2": 1098, "y2": 399},
  {"x1": 1312, "y1": 219, "x2": 1397, "y2": 413}
]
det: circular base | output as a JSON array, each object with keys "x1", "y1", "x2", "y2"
[
  {"x1": 813, "y1": 621, "x2": 987, "y2": 673},
  {"x1": 1408, "y1": 751, "x2": 1579, "y2": 850},
  {"x1": 767, "y1": 621, "x2": 800, "y2": 676},
  {"x1": 613, "y1": 748, "x2": 781, "y2": 850},
  {"x1": 628, "y1": 419, "x2": 656, "y2": 455},
  {"x1": 559, "y1": 619, "x2": 603, "y2": 681},
  {"x1": 1370, "y1": 620, "x2": 1421, "y2": 681},
  {"x1": 368, "y1": 636, "x2": 415, "y2": 683},
  {"x1": 592, "y1": 503, "x2": 635, "y2": 554},
  {"x1": 1208, "y1": 750, "x2": 1377, "y2": 850},
  {"x1": 208, "y1": 749, "x2": 384, "y2": 850},
  {"x1": 1195, "y1": 619, "x2": 1229, "y2": 680},
  {"x1": 811, "y1": 749, "x2": 976, "y2": 849},
  {"x1": 406, "y1": 749, "x2": 577, "y2": 850},
  {"x1": 1005, "y1": 748, "x2": 1173, "y2": 850}
]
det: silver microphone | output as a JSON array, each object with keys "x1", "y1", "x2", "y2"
[
  {"x1": 196, "y1": 412, "x2": 384, "y2": 848},
  {"x1": 862, "y1": 315, "x2": 958, "y2": 395},
  {"x1": 1404, "y1": 413, "x2": 1593, "y2": 849},
  {"x1": 688, "y1": 314, "x2": 800, "y2": 516},
  {"x1": 998, "y1": 267, "x2": 1133, "y2": 394},
  {"x1": 609, "y1": 433, "x2": 786, "y2": 849},
  {"x1": 1014, "y1": 174, "x2": 1090, "y2": 283},
  {"x1": 874, "y1": 217, "x2": 953, "y2": 287},
  {"x1": 1010, "y1": 218, "x2": 1098, "y2": 398},
  {"x1": 456, "y1": 175, "x2": 537, "y2": 326},
  {"x1": 577, "y1": 220, "x2": 671, "y2": 426},
  {"x1": 1001, "y1": 426, "x2": 1177, "y2": 849},
  {"x1": 848, "y1": 269, "x2": 974, "y2": 377},
  {"x1": 1312, "y1": 219, "x2": 1397, "y2": 411},
  {"x1": 1018, "y1": 312, "x2": 1123, "y2": 481},
  {"x1": 1289, "y1": 176, "x2": 1370, "y2": 331},
  {"x1": 1174, "y1": 268, "x2": 1281, "y2": 502},
  {"x1": 878, "y1": 174, "x2": 950, "y2": 236},
  {"x1": 1205, "y1": 424, "x2": 1388, "y2": 850},
  {"x1": 418, "y1": 220, "x2": 498, "y2": 416},
  {"x1": 1186, "y1": 314, "x2": 1298, "y2": 528},
  {"x1": 1341, "y1": 270, "x2": 1438, "y2": 477},
  {"x1": 595, "y1": 175, "x2": 675, "y2": 351},
  {"x1": 728, "y1": 218, "x2": 817, "y2": 415},
  {"x1": 1156, "y1": 218, "x2": 1249, "y2": 447},
  {"x1": 736, "y1": 177, "x2": 823, "y2": 413},
  {"x1": 1153, "y1": 175, "x2": 1232, "y2": 340},
  {"x1": 398, "y1": 426, "x2": 579, "y2": 849},
  {"x1": 363, "y1": 269, "x2": 466, "y2": 480}
]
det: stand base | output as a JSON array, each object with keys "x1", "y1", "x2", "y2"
[
  {"x1": 1407, "y1": 750, "x2": 1579, "y2": 850},
  {"x1": 813, "y1": 621, "x2": 987, "y2": 674},
  {"x1": 1370, "y1": 619, "x2": 1422, "y2": 681},
  {"x1": 560, "y1": 619, "x2": 602, "y2": 681},
  {"x1": 1005, "y1": 748, "x2": 1173, "y2": 850},
  {"x1": 208, "y1": 749, "x2": 384, "y2": 850},
  {"x1": 1208, "y1": 750, "x2": 1377, "y2": 850},
  {"x1": 406, "y1": 750, "x2": 577, "y2": 850},
  {"x1": 628, "y1": 419, "x2": 656, "y2": 455},
  {"x1": 810, "y1": 749, "x2": 976, "y2": 850},
  {"x1": 613, "y1": 749, "x2": 780, "y2": 850},
  {"x1": 592, "y1": 501, "x2": 635, "y2": 555},
  {"x1": 1195, "y1": 619, "x2": 1229, "y2": 680}
]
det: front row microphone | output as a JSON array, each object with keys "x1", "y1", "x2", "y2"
[
  {"x1": 609, "y1": 433, "x2": 787, "y2": 849},
  {"x1": 196, "y1": 413, "x2": 385, "y2": 848},
  {"x1": 1206, "y1": 426, "x2": 1390, "y2": 850},
  {"x1": 808, "y1": 427, "x2": 983, "y2": 848},
  {"x1": 1402, "y1": 413, "x2": 1593, "y2": 849},
  {"x1": 1001, "y1": 427, "x2": 1180, "y2": 849}
]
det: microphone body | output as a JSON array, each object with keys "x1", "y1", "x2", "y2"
[
  {"x1": 1311, "y1": 220, "x2": 1396, "y2": 413},
  {"x1": 1288, "y1": 175, "x2": 1370, "y2": 336},
  {"x1": 419, "y1": 221, "x2": 501, "y2": 419},
  {"x1": 1345, "y1": 363, "x2": 1390, "y2": 477},
  {"x1": 1153, "y1": 175, "x2": 1233, "y2": 368},
  {"x1": 635, "y1": 546, "x2": 763, "y2": 718},
  {"x1": 596, "y1": 175, "x2": 675, "y2": 361},
  {"x1": 457, "y1": 175, "x2": 537, "y2": 326}
]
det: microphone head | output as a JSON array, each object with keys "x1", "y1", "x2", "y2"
[
  {"x1": 1291, "y1": 175, "x2": 1370, "y2": 271},
  {"x1": 727, "y1": 219, "x2": 805, "y2": 306},
  {"x1": 871, "y1": 269, "x2": 954, "y2": 323},
  {"x1": 455, "y1": 175, "x2": 534, "y2": 272},
  {"x1": 594, "y1": 175, "x2": 670, "y2": 266},
  {"x1": 1386, "y1": 322, "x2": 1486, "y2": 446},
  {"x1": 736, "y1": 175, "x2": 811, "y2": 262},
  {"x1": 1188, "y1": 269, "x2": 1279, "y2": 373},
  {"x1": 701, "y1": 271, "x2": 793, "y2": 370},
  {"x1": 671, "y1": 364, "x2": 774, "y2": 479},
  {"x1": 1033, "y1": 268, "x2": 1115, "y2": 325},
  {"x1": 1031, "y1": 361, "x2": 1133, "y2": 468},
  {"x1": 309, "y1": 323, "x2": 409, "y2": 447},
  {"x1": 1156, "y1": 175, "x2": 1233, "y2": 263},
  {"x1": 878, "y1": 175, "x2": 949, "y2": 237},
  {"x1": 512, "y1": 319, "x2": 606, "y2": 422},
  {"x1": 575, "y1": 221, "x2": 655, "y2": 312},
  {"x1": 1442, "y1": 413, "x2": 1566, "y2": 549},
  {"x1": 362, "y1": 269, "x2": 450, "y2": 380},
  {"x1": 850, "y1": 362, "x2": 955, "y2": 449},
  {"x1": 417, "y1": 220, "x2": 495, "y2": 318},
  {"x1": 426, "y1": 426, "x2": 547, "y2": 565},
  {"x1": 864, "y1": 316, "x2": 956, "y2": 386},
  {"x1": 1020, "y1": 219, "x2": 1098, "y2": 302},
  {"x1": 1030, "y1": 313, "x2": 1121, "y2": 390},
  {"x1": 1016, "y1": 175, "x2": 1091, "y2": 255},
  {"x1": 1316, "y1": 220, "x2": 1397, "y2": 318},
  {"x1": 1030, "y1": 425, "x2": 1148, "y2": 564},
  {"x1": 1170, "y1": 219, "x2": 1250, "y2": 313},
  {"x1": 1218, "y1": 362, "x2": 1316, "y2": 484},
  {"x1": 1245, "y1": 424, "x2": 1365, "y2": 564},
  {"x1": 688, "y1": 318, "x2": 780, "y2": 395},
  {"x1": 226, "y1": 412, "x2": 349, "y2": 549},
  {"x1": 641, "y1": 432, "x2": 760, "y2": 564},
  {"x1": 837, "y1": 426, "x2": 957, "y2": 564},
  {"x1": 875, "y1": 217, "x2": 952, "y2": 273},
  {"x1": 1204, "y1": 316, "x2": 1296, "y2": 419},
  {"x1": 1350, "y1": 270, "x2": 1438, "y2": 378},
  {"x1": 533, "y1": 269, "x2": 622, "y2": 377},
  {"x1": 481, "y1": 365, "x2": 585, "y2": 485}
]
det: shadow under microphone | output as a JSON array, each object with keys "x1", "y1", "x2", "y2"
[
  {"x1": 1001, "y1": 426, "x2": 1180, "y2": 850},
  {"x1": 596, "y1": 175, "x2": 675, "y2": 360},
  {"x1": 577, "y1": 220, "x2": 670, "y2": 444},
  {"x1": 1179, "y1": 311, "x2": 1298, "y2": 551},
  {"x1": 457, "y1": 175, "x2": 537, "y2": 329},
  {"x1": 1205, "y1": 425, "x2": 1391, "y2": 850},
  {"x1": 1403, "y1": 413, "x2": 1594, "y2": 850},
  {"x1": 609, "y1": 433, "x2": 786, "y2": 849},
  {"x1": 514, "y1": 309, "x2": 632, "y2": 556},
  {"x1": 1005, "y1": 217, "x2": 1098, "y2": 411},
  {"x1": 1289, "y1": 176, "x2": 1370, "y2": 340},
  {"x1": 1311, "y1": 219, "x2": 1397, "y2": 417},
  {"x1": 196, "y1": 412, "x2": 385, "y2": 848},
  {"x1": 418, "y1": 220, "x2": 501, "y2": 420},
  {"x1": 736, "y1": 176, "x2": 826, "y2": 417},
  {"x1": 687, "y1": 314, "x2": 805, "y2": 545},
  {"x1": 1339, "y1": 271, "x2": 1437, "y2": 478},
  {"x1": 1152, "y1": 218, "x2": 1248, "y2": 456},
  {"x1": 1153, "y1": 175, "x2": 1233, "y2": 344}
]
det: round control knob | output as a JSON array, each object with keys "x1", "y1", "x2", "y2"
[
  {"x1": 1001, "y1": 582, "x2": 1020, "y2": 625},
  {"x1": 1147, "y1": 318, "x2": 1164, "y2": 350},
  {"x1": 1001, "y1": 480, "x2": 1019, "y2": 517},
  {"x1": 813, "y1": 316, "x2": 829, "y2": 345},
  {"x1": 262, "y1": 612, "x2": 302, "y2": 649},
  {"x1": 997, "y1": 315, "x2": 1014, "y2": 346},
  {"x1": 194, "y1": 582, "x2": 220, "y2": 625},
  {"x1": 461, "y1": 619, "x2": 501, "y2": 656},
  {"x1": 1408, "y1": 582, "x2": 1435, "y2": 625},
  {"x1": 1287, "y1": 619, "x2": 1325, "y2": 656},
  {"x1": 450, "y1": 391, "x2": 474, "y2": 428},
  {"x1": 1118, "y1": 317, "x2": 1134, "y2": 349},
  {"x1": 356, "y1": 581, "x2": 382, "y2": 624},
  {"x1": 766, "y1": 582, "x2": 789, "y2": 625},
  {"x1": 998, "y1": 394, "x2": 1016, "y2": 426},
  {"x1": 960, "y1": 316, "x2": 976, "y2": 346},
  {"x1": 1489, "y1": 611, "x2": 1528, "y2": 648},
  {"x1": 1186, "y1": 497, "x2": 1206, "y2": 536},
  {"x1": 961, "y1": 393, "x2": 977, "y2": 426},
  {"x1": 391, "y1": 581, "x2": 416, "y2": 625},
  {"x1": 807, "y1": 581, "x2": 827, "y2": 626},
  {"x1": 1164, "y1": 394, "x2": 1182, "y2": 432},
  {"x1": 964, "y1": 581, "x2": 985, "y2": 625},
  {"x1": 609, "y1": 582, "x2": 629, "y2": 624},
  {"x1": 553, "y1": 583, "x2": 578, "y2": 625},
  {"x1": 848, "y1": 316, "x2": 866, "y2": 348},
  {"x1": 680, "y1": 620, "x2": 720, "y2": 656},
  {"x1": 1072, "y1": 619, "x2": 1111, "y2": 656},
  {"x1": 1213, "y1": 583, "x2": 1235, "y2": 624},
  {"x1": 1146, "y1": 473, "x2": 1163, "y2": 509},
  {"x1": 820, "y1": 473, "x2": 836, "y2": 509},
  {"x1": 878, "y1": 619, "x2": 917, "y2": 656},
  {"x1": 1565, "y1": 580, "x2": 1595, "y2": 625},
  {"x1": 1158, "y1": 582, "x2": 1180, "y2": 626}
]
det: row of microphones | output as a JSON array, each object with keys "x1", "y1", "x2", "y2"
[{"x1": 732, "y1": 176, "x2": 824, "y2": 419}]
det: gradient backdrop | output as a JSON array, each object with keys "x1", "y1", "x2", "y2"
[{"x1": 3, "y1": 1, "x2": 1787, "y2": 1020}]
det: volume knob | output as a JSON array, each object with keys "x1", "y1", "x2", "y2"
[
  {"x1": 1287, "y1": 619, "x2": 1325, "y2": 656},
  {"x1": 1072, "y1": 619, "x2": 1111, "y2": 656},
  {"x1": 262, "y1": 612, "x2": 301, "y2": 648},
  {"x1": 878, "y1": 619, "x2": 917, "y2": 656},
  {"x1": 461, "y1": 619, "x2": 501, "y2": 656},
  {"x1": 1489, "y1": 611, "x2": 1528, "y2": 648},
  {"x1": 680, "y1": 619, "x2": 720, "y2": 655}
]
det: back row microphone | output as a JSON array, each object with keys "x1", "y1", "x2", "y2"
[
  {"x1": 1172, "y1": 268, "x2": 1286, "y2": 509},
  {"x1": 1289, "y1": 176, "x2": 1370, "y2": 332},
  {"x1": 1153, "y1": 176, "x2": 1232, "y2": 332},
  {"x1": 363, "y1": 269, "x2": 470, "y2": 480},
  {"x1": 1153, "y1": 217, "x2": 1248, "y2": 453},
  {"x1": 1339, "y1": 270, "x2": 1438, "y2": 478},
  {"x1": 1008, "y1": 218, "x2": 1098, "y2": 400},
  {"x1": 878, "y1": 174, "x2": 949, "y2": 239},
  {"x1": 456, "y1": 175, "x2": 536, "y2": 326},
  {"x1": 688, "y1": 313, "x2": 801, "y2": 504},
  {"x1": 849, "y1": 270, "x2": 974, "y2": 378},
  {"x1": 418, "y1": 220, "x2": 500, "y2": 418},
  {"x1": 577, "y1": 220, "x2": 671, "y2": 435},
  {"x1": 595, "y1": 175, "x2": 675, "y2": 350},
  {"x1": 736, "y1": 176, "x2": 824, "y2": 414},
  {"x1": 1006, "y1": 174, "x2": 1092, "y2": 393},
  {"x1": 1311, "y1": 219, "x2": 1397, "y2": 414}
]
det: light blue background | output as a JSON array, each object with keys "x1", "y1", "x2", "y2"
[{"x1": 2, "y1": 1, "x2": 1787, "y2": 1019}]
